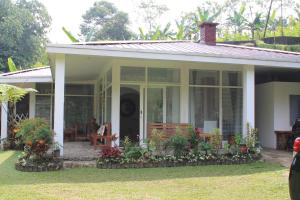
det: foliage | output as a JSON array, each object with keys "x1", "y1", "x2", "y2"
[
  {"x1": 149, "y1": 128, "x2": 167, "y2": 156},
  {"x1": 256, "y1": 40, "x2": 300, "y2": 52},
  {"x1": 122, "y1": 136, "x2": 147, "y2": 160},
  {"x1": 0, "y1": 0, "x2": 51, "y2": 72},
  {"x1": 7, "y1": 57, "x2": 18, "y2": 72},
  {"x1": 80, "y1": 1, "x2": 133, "y2": 41},
  {"x1": 210, "y1": 128, "x2": 222, "y2": 154},
  {"x1": 169, "y1": 128, "x2": 188, "y2": 157},
  {"x1": 138, "y1": 0, "x2": 169, "y2": 32},
  {"x1": 0, "y1": 84, "x2": 36, "y2": 103},
  {"x1": 62, "y1": 27, "x2": 79, "y2": 43},
  {"x1": 234, "y1": 133, "x2": 243, "y2": 146},
  {"x1": 100, "y1": 147, "x2": 122, "y2": 159},
  {"x1": 187, "y1": 127, "x2": 200, "y2": 153},
  {"x1": 199, "y1": 141, "x2": 212, "y2": 155},
  {"x1": 245, "y1": 123, "x2": 258, "y2": 149},
  {"x1": 16, "y1": 118, "x2": 52, "y2": 157}
]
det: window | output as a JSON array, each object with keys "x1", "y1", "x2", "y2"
[
  {"x1": 290, "y1": 95, "x2": 300, "y2": 125},
  {"x1": 121, "y1": 67, "x2": 145, "y2": 82},
  {"x1": 189, "y1": 70, "x2": 219, "y2": 85},
  {"x1": 189, "y1": 87, "x2": 219, "y2": 132},
  {"x1": 189, "y1": 69, "x2": 243, "y2": 138},
  {"x1": 36, "y1": 96, "x2": 52, "y2": 124},
  {"x1": 166, "y1": 86, "x2": 180, "y2": 123},
  {"x1": 222, "y1": 71, "x2": 242, "y2": 86},
  {"x1": 148, "y1": 68, "x2": 180, "y2": 83},
  {"x1": 222, "y1": 88, "x2": 243, "y2": 138}
]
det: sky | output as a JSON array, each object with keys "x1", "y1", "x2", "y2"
[{"x1": 39, "y1": 0, "x2": 214, "y2": 43}]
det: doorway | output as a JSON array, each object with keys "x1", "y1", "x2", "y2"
[{"x1": 120, "y1": 86, "x2": 140, "y2": 143}]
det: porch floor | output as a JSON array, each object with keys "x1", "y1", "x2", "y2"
[
  {"x1": 63, "y1": 142, "x2": 100, "y2": 161},
  {"x1": 261, "y1": 148, "x2": 293, "y2": 168}
]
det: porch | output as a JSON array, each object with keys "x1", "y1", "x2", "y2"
[{"x1": 45, "y1": 53, "x2": 256, "y2": 157}]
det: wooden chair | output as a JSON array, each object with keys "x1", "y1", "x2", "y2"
[
  {"x1": 91, "y1": 122, "x2": 112, "y2": 149},
  {"x1": 147, "y1": 123, "x2": 191, "y2": 139}
]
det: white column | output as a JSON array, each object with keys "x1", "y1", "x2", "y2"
[
  {"x1": 29, "y1": 83, "x2": 36, "y2": 119},
  {"x1": 54, "y1": 54, "x2": 65, "y2": 156},
  {"x1": 1, "y1": 102, "x2": 8, "y2": 148},
  {"x1": 180, "y1": 67, "x2": 189, "y2": 123},
  {"x1": 111, "y1": 64, "x2": 120, "y2": 146},
  {"x1": 243, "y1": 65, "x2": 255, "y2": 137}
]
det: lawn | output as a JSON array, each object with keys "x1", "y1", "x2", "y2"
[{"x1": 0, "y1": 151, "x2": 289, "y2": 200}]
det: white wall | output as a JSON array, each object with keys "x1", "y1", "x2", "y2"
[
  {"x1": 256, "y1": 82, "x2": 275, "y2": 148},
  {"x1": 256, "y1": 81, "x2": 300, "y2": 149}
]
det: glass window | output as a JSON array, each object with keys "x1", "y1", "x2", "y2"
[
  {"x1": 189, "y1": 70, "x2": 219, "y2": 85},
  {"x1": 166, "y1": 86, "x2": 180, "y2": 123},
  {"x1": 65, "y1": 84, "x2": 94, "y2": 95},
  {"x1": 36, "y1": 83, "x2": 53, "y2": 94},
  {"x1": 222, "y1": 71, "x2": 242, "y2": 86},
  {"x1": 189, "y1": 87, "x2": 219, "y2": 132},
  {"x1": 147, "y1": 88, "x2": 164, "y2": 123},
  {"x1": 148, "y1": 68, "x2": 180, "y2": 83},
  {"x1": 64, "y1": 96, "x2": 94, "y2": 129},
  {"x1": 36, "y1": 96, "x2": 52, "y2": 124},
  {"x1": 121, "y1": 67, "x2": 145, "y2": 82},
  {"x1": 222, "y1": 88, "x2": 243, "y2": 139}
]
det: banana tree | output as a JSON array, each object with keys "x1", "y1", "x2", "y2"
[
  {"x1": 62, "y1": 27, "x2": 79, "y2": 42},
  {"x1": 227, "y1": 3, "x2": 247, "y2": 34},
  {"x1": 246, "y1": 12, "x2": 264, "y2": 40}
]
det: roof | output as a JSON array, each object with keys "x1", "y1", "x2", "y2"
[
  {"x1": 0, "y1": 66, "x2": 52, "y2": 83},
  {"x1": 47, "y1": 40, "x2": 300, "y2": 68}
]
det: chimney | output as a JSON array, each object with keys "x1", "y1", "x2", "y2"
[{"x1": 199, "y1": 22, "x2": 219, "y2": 45}]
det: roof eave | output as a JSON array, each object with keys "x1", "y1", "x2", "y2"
[{"x1": 47, "y1": 44, "x2": 300, "y2": 69}]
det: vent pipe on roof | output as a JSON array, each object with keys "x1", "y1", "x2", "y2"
[{"x1": 199, "y1": 22, "x2": 219, "y2": 45}]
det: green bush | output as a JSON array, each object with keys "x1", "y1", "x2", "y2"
[
  {"x1": 169, "y1": 131, "x2": 188, "y2": 157},
  {"x1": 16, "y1": 118, "x2": 52, "y2": 157}
]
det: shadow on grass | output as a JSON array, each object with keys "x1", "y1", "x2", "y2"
[{"x1": 0, "y1": 150, "x2": 287, "y2": 186}]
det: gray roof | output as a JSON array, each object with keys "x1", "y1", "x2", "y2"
[
  {"x1": 72, "y1": 40, "x2": 300, "y2": 63},
  {"x1": 0, "y1": 66, "x2": 52, "y2": 83}
]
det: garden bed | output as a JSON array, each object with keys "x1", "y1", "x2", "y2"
[
  {"x1": 97, "y1": 153, "x2": 261, "y2": 169},
  {"x1": 15, "y1": 157, "x2": 63, "y2": 172}
]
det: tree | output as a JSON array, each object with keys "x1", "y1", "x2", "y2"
[
  {"x1": 138, "y1": 0, "x2": 168, "y2": 32},
  {"x1": 0, "y1": 0, "x2": 51, "y2": 72},
  {"x1": 227, "y1": 3, "x2": 247, "y2": 34},
  {"x1": 62, "y1": 27, "x2": 79, "y2": 43},
  {"x1": 80, "y1": 1, "x2": 133, "y2": 41}
]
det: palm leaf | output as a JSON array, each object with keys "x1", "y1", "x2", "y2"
[
  {"x1": 62, "y1": 27, "x2": 79, "y2": 42},
  {"x1": 7, "y1": 57, "x2": 17, "y2": 72}
]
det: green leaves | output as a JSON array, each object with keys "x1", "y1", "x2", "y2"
[
  {"x1": 7, "y1": 57, "x2": 17, "y2": 72},
  {"x1": 62, "y1": 27, "x2": 79, "y2": 43},
  {"x1": 0, "y1": 84, "x2": 37, "y2": 103}
]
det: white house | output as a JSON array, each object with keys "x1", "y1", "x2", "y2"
[{"x1": 1, "y1": 22, "x2": 300, "y2": 155}]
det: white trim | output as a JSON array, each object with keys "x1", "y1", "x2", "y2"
[
  {"x1": 29, "y1": 83, "x2": 36, "y2": 119},
  {"x1": 47, "y1": 45, "x2": 300, "y2": 68},
  {"x1": 111, "y1": 64, "x2": 120, "y2": 146},
  {"x1": 53, "y1": 55, "x2": 65, "y2": 156},
  {"x1": 0, "y1": 77, "x2": 52, "y2": 83},
  {"x1": 1, "y1": 102, "x2": 8, "y2": 148},
  {"x1": 180, "y1": 67, "x2": 189, "y2": 123},
  {"x1": 243, "y1": 65, "x2": 255, "y2": 137}
]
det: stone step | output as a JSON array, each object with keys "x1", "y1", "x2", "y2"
[{"x1": 63, "y1": 160, "x2": 96, "y2": 168}]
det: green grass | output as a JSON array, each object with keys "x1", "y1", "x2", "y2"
[{"x1": 0, "y1": 151, "x2": 289, "y2": 200}]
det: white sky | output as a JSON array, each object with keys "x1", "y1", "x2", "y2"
[{"x1": 39, "y1": 0, "x2": 216, "y2": 43}]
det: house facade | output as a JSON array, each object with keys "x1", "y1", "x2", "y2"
[{"x1": 1, "y1": 23, "x2": 300, "y2": 155}]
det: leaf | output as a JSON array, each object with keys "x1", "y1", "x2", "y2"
[
  {"x1": 62, "y1": 27, "x2": 79, "y2": 42},
  {"x1": 7, "y1": 57, "x2": 17, "y2": 72},
  {"x1": 0, "y1": 84, "x2": 37, "y2": 103}
]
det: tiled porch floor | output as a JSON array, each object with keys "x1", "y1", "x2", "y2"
[{"x1": 63, "y1": 142, "x2": 100, "y2": 160}]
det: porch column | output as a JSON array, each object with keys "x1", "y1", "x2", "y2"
[
  {"x1": 54, "y1": 54, "x2": 65, "y2": 156},
  {"x1": 180, "y1": 67, "x2": 189, "y2": 123},
  {"x1": 243, "y1": 65, "x2": 255, "y2": 137},
  {"x1": 29, "y1": 83, "x2": 36, "y2": 119},
  {"x1": 0, "y1": 102, "x2": 8, "y2": 148},
  {"x1": 111, "y1": 64, "x2": 120, "y2": 146}
]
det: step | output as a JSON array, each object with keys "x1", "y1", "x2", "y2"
[{"x1": 63, "y1": 160, "x2": 97, "y2": 168}]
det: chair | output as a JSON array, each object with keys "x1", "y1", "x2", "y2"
[{"x1": 91, "y1": 123, "x2": 112, "y2": 149}]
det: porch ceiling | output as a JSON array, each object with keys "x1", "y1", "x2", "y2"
[{"x1": 52, "y1": 55, "x2": 112, "y2": 82}]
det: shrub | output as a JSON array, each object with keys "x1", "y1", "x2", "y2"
[
  {"x1": 16, "y1": 118, "x2": 52, "y2": 158},
  {"x1": 123, "y1": 136, "x2": 147, "y2": 160},
  {"x1": 169, "y1": 128, "x2": 188, "y2": 157},
  {"x1": 149, "y1": 129, "x2": 167, "y2": 156},
  {"x1": 210, "y1": 128, "x2": 222, "y2": 154},
  {"x1": 100, "y1": 147, "x2": 122, "y2": 159},
  {"x1": 199, "y1": 141, "x2": 212, "y2": 155},
  {"x1": 245, "y1": 123, "x2": 258, "y2": 149}
]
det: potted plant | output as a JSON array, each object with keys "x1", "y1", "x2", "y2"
[{"x1": 53, "y1": 142, "x2": 62, "y2": 158}]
